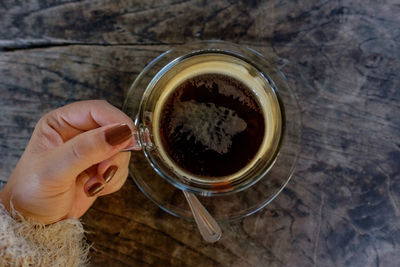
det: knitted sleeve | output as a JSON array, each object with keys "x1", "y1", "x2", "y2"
[{"x1": 0, "y1": 205, "x2": 89, "y2": 266}]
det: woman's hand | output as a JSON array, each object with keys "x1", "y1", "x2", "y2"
[{"x1": 0, "y1": 100, "x2": 139, "y2": 224}]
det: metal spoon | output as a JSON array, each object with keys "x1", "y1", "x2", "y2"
[
  {"x1": 183, "y1": 190, "x2": 222, "y2": 243},
  {"x1": 124, "y1": 145, "x2": 222, "y2": 242}
]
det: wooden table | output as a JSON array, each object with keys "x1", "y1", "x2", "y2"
[{"x1": 1, "y1": 1, "x2": 399, "y2": 266}]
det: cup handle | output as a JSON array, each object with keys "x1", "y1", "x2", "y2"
[
  {"x1": 122, "y1": 126, "x2": 154, "y2": 151},
  {"x1": 122, "y1": 128, "x2": 142, "y2": 151}
]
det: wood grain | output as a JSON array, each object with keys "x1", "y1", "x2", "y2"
[{"x1": 0, "y1": 0, "x2": 399, "y2": 266}]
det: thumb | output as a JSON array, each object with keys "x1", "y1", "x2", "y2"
[{"x1": 45, "y1": 123, "x2": 133, "y2": 180}]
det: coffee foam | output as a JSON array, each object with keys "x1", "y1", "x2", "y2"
[
  {"x1": 152, "y1": 54, "x2": 281, "y2": 183},
  {"x1": 190, "y1": 75, "x2": 258, "y2": 111},
  {"x1": 169, "y1": 99, "x2": 247, "y2": 154}
]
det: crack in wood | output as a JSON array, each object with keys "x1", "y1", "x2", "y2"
[{"x1": 0, "y1": 40, "x2": 185, "y2": 52}]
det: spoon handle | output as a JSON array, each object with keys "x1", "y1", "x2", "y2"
[
  {"x1": 183, "y1": 191, "x2": 222, "y2": 243},
  {"x1": 122, "y1": 133, "x2": 222, "y2": 242}
]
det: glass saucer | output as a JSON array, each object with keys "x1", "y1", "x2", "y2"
[{"x1": 123, "y1": 41, "x2": 301, "y2": 222}]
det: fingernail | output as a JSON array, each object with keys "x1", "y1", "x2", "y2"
[
  {"x1": 88, "y1": 183, "x2": 104, "y2": 196},
  {"x1": 104, "y1": 165, "x2": 118, "y2": 183},
  {"x1": 105, "y1": 124, "x2": 132, "y2": 146},
  {"x1": 122, "y1": 130, "x2": 141, "y2": 151}
]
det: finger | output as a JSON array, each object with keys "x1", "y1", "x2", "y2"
[
  {"x1": 98, "y1": 152, "x2": 130, "y2": 195},
  {"x1": 84, "y1": 174, "x2": 105, "y2": 197},
  {"x1": 66, "y1": 170, "x2": 97, "y2": 219},
  {"x1": 41, "y1": 100, "x2": 136, "y2": 142},
  {"x1": 45, "y1": 123, "x2": 133, "y2": 180},
  {"x1": 85, "y1": 164, "x2": 98, "y2": 178},
  {"x1": 77, "y1": 165, "x2": 100, "y2": 198},
  {"x1": 98, "y1": 152, "x2": 130, "y2": 184},
  {"x1": 84, "y1": 152, "x2": 130, "y2": 197},
  {"x1": 99, "y1": 165, "x2": 129, "y2": 196}
]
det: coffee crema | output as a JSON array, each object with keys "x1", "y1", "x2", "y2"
[{"x1": 159, "y1": 73, "x2": 265, "y2": 177}]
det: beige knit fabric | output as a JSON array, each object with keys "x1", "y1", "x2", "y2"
[{"x1": 0, "y1": 204, "x2": 89, "y2": 266}]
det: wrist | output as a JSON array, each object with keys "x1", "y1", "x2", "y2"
[{"x1": 0, "y1": 186, "x2": 11, "y2": 213}]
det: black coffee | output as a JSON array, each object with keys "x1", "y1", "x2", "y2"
[{"x1": 159, "y1": 73, "x2": 265, "y2": 177}]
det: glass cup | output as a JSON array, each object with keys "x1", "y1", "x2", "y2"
[{"x1": 123, "y1": 40, "x2": 301, "y2": 220}]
